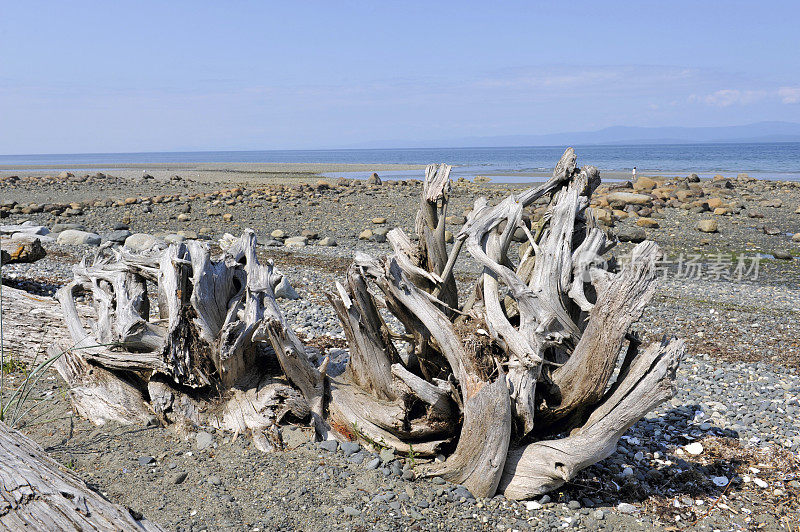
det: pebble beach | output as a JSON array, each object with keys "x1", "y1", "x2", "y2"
[{"x1": 2, "y1": 162, "x2": 799, "y2": 531}]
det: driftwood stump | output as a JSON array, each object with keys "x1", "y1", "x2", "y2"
[
  {"x1": 326, "y1": 148, "x2": 684, "y2": 498},
  {"x1": 49, "y1": 148, "x2": 683, "y2": 499},
  {"x1": 51, "y1": 230, "x2": 327, "y2": 450}
]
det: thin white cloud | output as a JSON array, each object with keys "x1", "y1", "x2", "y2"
[
  {"x1": 778, "y1": 87, "x2": 800, "y2": 104},
  {"x1": 471, "y1": 65, "x2": 698, "y2": 91},
  {"x1": 692, "y1": 87, "x2": 800, "y2": 107},
  {"x1": 701, "y1": 89, "x2": 767, "y2": 107}
]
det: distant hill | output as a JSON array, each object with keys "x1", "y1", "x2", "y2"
[{"x1": 348, "y1": 121, "x2": 800, "y2": 149}]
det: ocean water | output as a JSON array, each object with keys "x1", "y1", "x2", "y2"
[{"x1": 1, "y1": 142, "x2": 799, "y2": 182}]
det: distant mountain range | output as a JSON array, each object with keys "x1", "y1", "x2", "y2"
[{"x1": 348, "y1": 121, "x2": 800, "y2": 149}]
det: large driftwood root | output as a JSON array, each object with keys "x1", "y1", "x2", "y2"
[
  {"x1": 52, "y1": 230, "x2": 328, "y2": 451},
  {"x1": 0, "y1": 421, "x2": 163, "y2": 531},
  {"x1": 327, "y1": 149, "x2": 685, "y2": 497},
  {"x1": 49, "y1": 148, "x2": 684, "y2": 500}
]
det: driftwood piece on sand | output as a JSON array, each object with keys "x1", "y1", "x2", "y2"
[
  {"x1": 49, "y1": 230, "x2": 326, "y2": 451},
  {"x1": 0, "y1": 421, "x2": 163, "y2": 531},
  {"x1": 326, "y1": 150, "x2": 684, "y2": 497}
]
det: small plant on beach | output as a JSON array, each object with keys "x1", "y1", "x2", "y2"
[
  {"x1": 0, "y1": 320, "x2": 104, "y2": 428},
  {"x1": 0, "y1": 344, "x2": 67, "y2": 427},
  {"x1": 407, "y1": 444, "x2": 418, "y2": 470},
  {"x1": 1, "y1": 352, "x2": 26, "y2": 375},
  {"x1": 350, "y1": 421, "x2": 388, "y2": 451}
]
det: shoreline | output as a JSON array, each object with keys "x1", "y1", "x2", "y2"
[
  {"x1": 2, "y1": 161, "x2": 799, "y2": 185},
  {"x1": 0, "y1": 162, "x2": 426, "y2": 172},
  {"x1": 0, "y1": 162, "x2": 428, "y2": 185}
]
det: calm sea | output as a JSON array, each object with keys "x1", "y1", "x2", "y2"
[{"x1": 1, "y1": 143, "x2": 799, "y2": 182}]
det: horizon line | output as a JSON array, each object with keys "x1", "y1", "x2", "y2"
[{"x1": 3, "y1": 138, "x2": 800, "y2": 159}]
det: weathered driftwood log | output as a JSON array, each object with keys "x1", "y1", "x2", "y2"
[
  {"x1": 52, "y1": 230, "x2": 327, "y2": 451},
  {"x1": 327, "y1": 149, "x2": 684, "y2": 498},
  {"x1": 0, "y1": 285, "x2": 94, "y2": 365},
  {"x1": 0, "y1": 421, "x2": 163, "y2": 531}
]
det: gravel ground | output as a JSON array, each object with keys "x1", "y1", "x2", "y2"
[{"x1": 2, "y1": 169, "x2": 799, "y2": 530}]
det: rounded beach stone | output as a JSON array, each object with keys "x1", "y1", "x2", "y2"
[
  {"x1": 696, "y1": 219, "x2": 718, "y2": 233},
  {"x1": 57, "y1": 229, "x2": 101, "y2": 246}
]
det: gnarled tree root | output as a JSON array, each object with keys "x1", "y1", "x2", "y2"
[{"x1": 43, "y1": 148, "x2": 685, "y2": 501}]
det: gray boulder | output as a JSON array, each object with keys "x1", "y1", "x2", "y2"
[
  {"x1": 616, "y1": 227, "x2": 647, "y2": 243},
  {"x1": 124, "y1": 233, "x2": 164, "y2": 252},
  {"x1": 0, "y1": 222, "x2": 50, "y2": 236},
  {"x1": 51, "y1": 223, "x2": 87, "y2": 233},
  {"x1": 163, "y1": 234, "x2": 186, "y2": 245},
  {"x1": 607, "y1": 192, "x2": 653, "y2": 206},
  {"x1": 284, "y1": 236, "x2": 308, "y2": 248},
  {"x1": 773, "y1": 250, "x2": 793, "y2": 260},
  {"x1": 103, "y1": 229, "x2": 132, "y2": 243},
  {"x1": 696, "y1": 219, "x2": 719, "y2": 233},
  {"x1": 11, "y1": 232, "x2": 54, "y2": 243},
  {"x1": 57, "y1": 229, "x2": 101, "y2": 246}
]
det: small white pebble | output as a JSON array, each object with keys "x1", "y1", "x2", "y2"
[
  {"x1": 685, "y1": 442, "x2": 704, "y2": 455},
  {"x1": 753, "y1": 478, "x2": 768, "y2": 489},
  {"x1": 525, "y1": 501, "x2": 542, "y2": 511}
]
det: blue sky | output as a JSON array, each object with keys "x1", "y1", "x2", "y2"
[{"x1": 1, "y1": 1, "x2": 799, "y2": 153}]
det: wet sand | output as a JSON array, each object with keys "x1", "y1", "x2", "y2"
[{"x1": 0, "y1": 162, "x2": 428, "y2": 185}]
